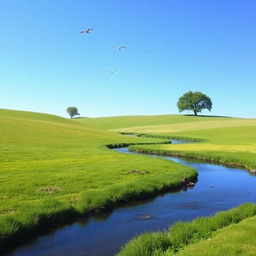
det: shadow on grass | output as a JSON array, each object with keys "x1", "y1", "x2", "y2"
[{"x1": 184, "y1": 114, "x2": 231, "y2": 118}]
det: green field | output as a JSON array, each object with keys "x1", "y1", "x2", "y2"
[
  {"x1": 78, "y1": 113, "x2": 256, "y2": 255},
  {"x1": 1, "y1": 109, "x2": 256, "y2": 254},
  {"x1": 78, "y1": 114, "x2": 256, "y2": 172},
  {"x1": 75, "y1": 114, "x2": 237, "y2": 130},
  {"x1": 0, "y1": 109, "x2": 196, "y2": 250}
]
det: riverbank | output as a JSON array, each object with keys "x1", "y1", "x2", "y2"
[
  {"x1": 78, "y1": 114, "x2": 256, "y2": 174},
  {"x1": 117, "y1": 203, "x2": 256, "y2": 256},
  {"x1": 1, "y1": 165, "x2": 197, "y2": 253},
  {"x1": 128, "y1": 144, "x2": 256, "y2": 174}
]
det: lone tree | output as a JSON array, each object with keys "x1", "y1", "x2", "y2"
[
  {"x1": 66, "y1": 106, "x2": 80, "y2": 118},
  {"x1": 177, "y1": 91, "x2": 212, "y2": 116}
]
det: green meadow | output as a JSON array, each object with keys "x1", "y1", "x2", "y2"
[
  {"x1": 1, "y1": 109, "x2": 256, "y2": 255},
  {"x1": 127, "y1": 122, "x2": 256, "y2": 172},
  {"x1": 78, "y1": 114, "x2": 256, "y2": 255},
  {"x1": 77, "y1": 114, "x2": 256, "y2": 171},
  {"x1": 0, "y1": 109, "x2": 196, "y2": 250}
]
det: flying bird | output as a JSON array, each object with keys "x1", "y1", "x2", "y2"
[
  {"x1": 113, "y1": 45, "x2": 127, "y2": 50},
  {"x1": 107, "y1": 69, "x2": 117, "y2": 74},
  {"x1": 80, "y1": 28, "x2": 93, "y2": 34}
]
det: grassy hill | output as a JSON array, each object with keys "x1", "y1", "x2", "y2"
[
  {"x1": 75, "y1": 114, "x2": 234, "y2": 130},
  {"x1": 1, "y1": 110, "x2": 256, "y2": 254},
  {"x1": 0, "y1": 109, "x2": 196, "y2": 251},
  {"x1": 77, "y1": 114, "x2": 256, "y2": 171},
  {"x1": 127, "y1": 123, "x2": 256, "y2": 172}
]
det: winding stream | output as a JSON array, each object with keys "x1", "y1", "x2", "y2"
[{"x1": 5, "y1": 140, "x2": 256, "y2": 256}]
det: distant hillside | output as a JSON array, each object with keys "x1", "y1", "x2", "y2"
[{"x1": 75, "y1": 114, "x2": 235, "y2": 130}]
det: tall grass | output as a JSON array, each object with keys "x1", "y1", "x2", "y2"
[{"x1": 173, "y1": 215, "x2": 256, "y2": 256}]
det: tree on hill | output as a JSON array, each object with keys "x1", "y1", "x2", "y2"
[
  {"x1": 66, "y1": 107, "x2": 80, "y2": 118},
  {"x1": 177, "y1": 91, "x2": 212, "y2": 116}
]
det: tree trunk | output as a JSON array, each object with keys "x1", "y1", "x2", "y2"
[{"x1": 193, "y1": 110, "x2": 197, "y2": 116}]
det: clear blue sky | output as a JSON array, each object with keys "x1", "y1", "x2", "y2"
[{"x1": 1, "y1": 0, "x2": 256, "y2": 118}]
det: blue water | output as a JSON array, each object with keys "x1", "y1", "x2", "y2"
[{"x1": 5, "y1": 143, "x2": 256, "y2": 256}]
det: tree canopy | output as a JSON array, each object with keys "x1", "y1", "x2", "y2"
[
  {"x1": 177, "y1": 91, "x2": 212, "y2": 116},
  {"x1": 66, "y1": 107, "x2": 80, "y2": 119}
]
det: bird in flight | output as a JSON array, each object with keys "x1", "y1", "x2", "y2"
[
  {"x1": 113, "y1": 45, "x2": 127, "y2": 50},
  {"x1": 80, "y1": 28, "x2": 93, "y2": 34},
  {"x1": 107, "y1": 69, "x2": 117, "y2": 74}
]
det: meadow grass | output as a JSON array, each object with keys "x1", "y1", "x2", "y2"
[
  {"x1": 128, "y1": 143, "x2": 256, "y2": 172},
  {"x1": 112, "y1": 118, "x2": 256, "y2": 134},
  {"x1": 126, "y1": 124, "x2": 256, "y2": 172},
  {"x1": 75, "y1": 114, "x2": 233, "y2": 130},
  {"x1": 0, "y1": 109, "x2": 196, "y2": 251},
  {"x1": 77, "y1": 114, "x2": 256, "y2": 172},
  {"x1": 77, "y1": 114, "x2": 256, "y2": 255},
  {"x1": 2, "y1": 110, "x2": 256, "y2": 254},
  {"x1": 171, "y1": 214, "x2": 256, "y2": 256}
]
